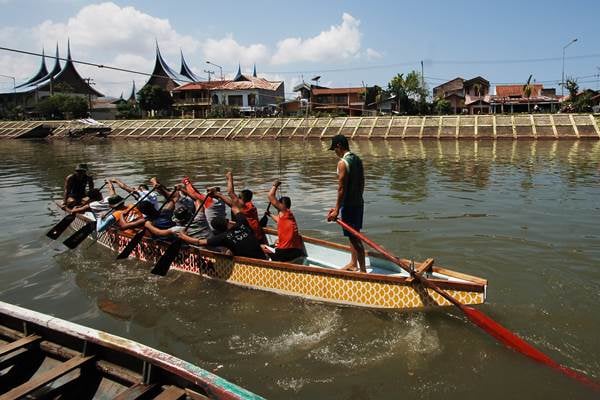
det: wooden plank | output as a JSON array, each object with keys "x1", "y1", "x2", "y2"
[
  {"x1": 415, "y1": 258, "x2": 434, "y2": 276},
  {"x1": 0, "y1": 355, "x2": 94, "y2": 400},
  {"x1": 0, "y1": 335, "x2": 40, "y2": 357},
  {"x1": 154, "y1": 385, "x2": 187, "y2": 400},
  {"x1": 114, "y1": 383, "x2": 157, "y2": 400},
  {"x1": 569, "y1": 114, "x2": 580, "y2": 138}
]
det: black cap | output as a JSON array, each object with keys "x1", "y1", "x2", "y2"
[
  {"x1": 75, "y1": 163, "x2": 88, "y2": 172},
  {"x1": 328, "y1": 134, "x2": 349, "y2": 151},
  {"x1": 108, "y1": 195, "x2": 124, "y2": 207}
]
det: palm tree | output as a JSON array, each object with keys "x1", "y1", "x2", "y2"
[{"x1": 522, "y1": 75, "x2": 534, "y2": 113}]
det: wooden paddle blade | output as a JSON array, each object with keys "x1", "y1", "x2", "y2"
[
  {"x1": 62, "y1": 221, "x2": 95, "y2": 249},
  {"x1": 463, "y1": 306, "x2": 600, "y2": 391},
  {"x1": 259, "y1": 213, "x2": 269, "y2": 228},
  {"x1": 116, "y1": 229, "x2": 146, "y2": 259},
  {"x1": 150, "y1": 239, "x2": 182, "y2": 276},
  {"x1": 46, "y1": 214, "x2": 76, "y2": 240}
]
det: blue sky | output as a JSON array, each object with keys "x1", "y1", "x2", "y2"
[{"x1": 1, "y1": 0, "x2": 599, "y2": 97}]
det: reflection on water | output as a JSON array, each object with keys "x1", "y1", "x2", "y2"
[{"x1": 0, "y1": 139, "x2": 599, "y2": 399}]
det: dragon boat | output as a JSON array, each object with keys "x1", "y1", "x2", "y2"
[{"x1": 59, "y1": 206, "x2": 487, "y2": 310}]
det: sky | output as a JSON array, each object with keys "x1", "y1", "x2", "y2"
[{"x1": 0, "y1": 0, "x2": 599, "y2": 98}]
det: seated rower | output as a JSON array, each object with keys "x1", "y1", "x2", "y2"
[
  {"x1": 110, "y1": 178, "x2": 159, "y2": 210},
  {"x1": 144, "y1": 206, "x2": 192, "y2": 239},
  {"x1": 64, "y1": 163, "x2": 94, "y2": 207},
  {"x1": 177, "y1": 203, "x2": 267, "y2": 260},
  {"x1": 96, "y1": 195, "x2": 145, "y2": 235},
  {"x1": 182, "y1": 177, "x2": 226, "y2": 236},
  {"x1": 263, "y1": 180, "x2": 304, "y2": 262},
  {"x1": 209, "y1": 171, "x2": 265, "y2": 243},
  {"x1": 65, "y1": 187, "x2": 104, "y2": 215}
]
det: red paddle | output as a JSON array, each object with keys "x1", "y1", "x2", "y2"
[{"x1": 336, "y1": 218, "x2": 600, "y2": 391}]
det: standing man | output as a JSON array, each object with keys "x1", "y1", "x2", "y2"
[
  {"x1": 326, "y1": 134, "x2": 366, "y2": 272},
  {"x1": 64, "y1": 164, "x2": 94, "y2": 207}
]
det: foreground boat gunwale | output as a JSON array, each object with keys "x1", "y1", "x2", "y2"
[{"x1": 0, "y1": 301, "x2": 264, "y2": 399}]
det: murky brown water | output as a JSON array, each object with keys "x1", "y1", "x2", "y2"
[{"x1": 0, "y1": 139, "x2": 599, "y2": 399}]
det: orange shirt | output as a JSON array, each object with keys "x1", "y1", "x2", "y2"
[
  {"x1": 276, "y1": 209, "x2": 303, "y2": 250},
  {"x1": 242, "y1": 201, "x2": 264, "y2": 241},
  {"x1": 113, "y1": 205, "x2": 142, "y2": 236}
]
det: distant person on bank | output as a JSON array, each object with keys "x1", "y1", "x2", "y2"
[
  {"x1": 64, "y1": 163, "x2": 94, "y2": 207},
  {"x1": 326, "y1": 134, "x2": 366, "y2": 272}
]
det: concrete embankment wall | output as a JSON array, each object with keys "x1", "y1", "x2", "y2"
[{"x1": 1, "y1": 114, "x2": 599, "y2": 140}]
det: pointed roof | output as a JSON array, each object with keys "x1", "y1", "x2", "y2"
[
  {"x1": 15, "y1": 48, "x2": 49, "y2": 88},
  {"x1": 179, "y1": 50, "x2": 201, "y2": 82},
  {"x1": 128, "y1": 80, "x2": 137, "y2": 102},
  {"x1": 7, "y1": 44, "x2": 62, "y2": 94},
  {"x1": 233, "y1": 64, "x2": 244, "y2": 81},
  {"x1": 49, "y1": 41, "x2": 103, "y2": 96},
  {"x1": 252, "y1": 64, "x2": 257, "y2": 78},
  {"x1": 141, "y1": 42, "x2": 189, "y2": 91}
]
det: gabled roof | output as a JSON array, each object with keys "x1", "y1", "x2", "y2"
[
  {"x1": 143, "y1": 42, "x2": 189, "y2": 89},
  {"x1": 215, "y1": 75, "x2": 282, "y2": 91},
  {"x1": 15, "y1": 48, "x2": 48, "y2": 89},
  {"x1": 433, "y1": 77, "x2": 464, "y2": 93},
  {"x1": 172, "y1": 80, "x2": 228, "y2": 92},
  {"x1": 128, "y1": 80, "x2": 137, "y2": 102},
  {"x1": 179, "y1": 50, "x2": 201, "y2": 82},
  {"x1": 496, "y1": 84, "x2": 543, "y2": 97},
  {"x1": 464, "y1": 76, "x2": 490, "y2": 87}
]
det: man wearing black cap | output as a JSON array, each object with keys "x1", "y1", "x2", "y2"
[
  {"x1": 63, "y1": 163, "x2": 94, "y2": 207},
  {"x1": 326, "y1": 134, "x2": 366, "y2": 272}
]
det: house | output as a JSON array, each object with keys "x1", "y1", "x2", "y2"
[
  {"x1": 490, "y1": 84, "x2": 560, "y2": 113},
  {"x1": 172, "y1": 80, "x2": 226, "y2": 118},
  {"x1": 209, "y1": 66, "x2": 284, "y2": 116},
  {"x1": 432, "y1": 76, "x2": 490, "y2": 114},
  {"x1": 309, "y1": 87, "x2": 367, "y2": 116}
]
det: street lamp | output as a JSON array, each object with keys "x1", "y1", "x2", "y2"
[
  {"x1": 206, "y1": 61, "x2": 223, "y2": 81},
  {"x1": 561, "y1": 38, "x2": 578, "y2": 97},
  {"x1": 0, "y1": 73, "x2": 16, "y2": 109}
]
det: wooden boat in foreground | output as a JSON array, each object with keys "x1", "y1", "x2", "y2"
[
  {"x1": 0, "y1": 301, "x2": 264, "y2": 400},
  {"x1": 62, "y1": 207, "x2": 487, "y2": 310}
]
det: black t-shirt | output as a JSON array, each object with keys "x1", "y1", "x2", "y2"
[{"x1": 207, "y1": 214, "x2": 266, "y2": 260}]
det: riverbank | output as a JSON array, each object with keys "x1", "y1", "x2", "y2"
[{"x1": 1, "y1": 114, "x2": 599, "y2": 140}]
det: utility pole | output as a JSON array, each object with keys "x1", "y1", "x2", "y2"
[
  {"x1": 204, "y1": 69, "x2": 215, "y2": 82},
  {"x1": 421, "y1": 60, "x2": 425, "y2": 102},
  {"x1": 84, "y1": 78, "x2": 95, "y2": 115},
  {"x1": 561, "y1": 38, "x2": 578, "y2": 96}
]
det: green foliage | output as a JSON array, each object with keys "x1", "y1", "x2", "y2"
[
  {"x1": 572, "y1": 91, "x2": 594, "y2": 113},
  {"x1": 116, "y1": 101, "x2": 141, "y2": 119},
  {"x1": 35, "y1": 94, "x2": 88, "y2": 119},
  {"x1": 433, "y1": 98, "x2": 452, "y2": 115},
  {"x1": 565, "y1": 78, "x2": 579, "y2": 99},
  {"x1": 53, "y1": 82, "x2": 75, "y2": 94},
  {"x1": 387, "y1": 70, "x2": 428, "y2": 114},
  {"x1": 137, "y1": 85, "x2": 173, "y2": 115},
  {"x1": 207, "y1": 104, "x2": 240, "y2": 118}
]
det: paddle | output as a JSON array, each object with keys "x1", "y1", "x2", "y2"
[
  {"x1": 62, "y1": 190, "x2": 135, "y2": 249},
  {"x1": 259, "y1": 203, "x2": 271, "y2": 228},
  {"x1": 335, "y1": 218, "x2": 600, "y2": 391},
  {"x1": 47, "y1": 182, "x2": 108, "y2": 240},
  {"x1": 150, "y1": 193, "x2": 210, "y2": 276},
  {"x1": 116, "y1": 187, "x2": 173, "y2": 260}
]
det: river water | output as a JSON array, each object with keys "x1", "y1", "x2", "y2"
[{"x1": 0, "y1": 139, "x2": 599, "y2": 399}]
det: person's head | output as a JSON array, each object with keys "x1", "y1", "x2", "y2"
[
  {"x1": 137, "y1": 200, "x2": 158, "y2": 219},
  {"x1": 138, "y1": 184, "x2": 149, "y2": 191},
  {"x1": 328, "y1": 134, "x2": 349, "y2": 157},
  {"x1": 279, "y1": 196, "x2": 291, "y2": 210},
  {"x1": 173, "y1": 206, "x2": 191, "y2": 225},
  {"x1": 75, "y1": 163, "x2": 87, "y2": 176},
  {"x1": 210, "y1": 216, "x2": 229, "y2": 234},
  {"x1": 240, "y1": 189, "x2": 253, "y2": 203},
  {"x1": 108, "y1": 195, "x2": 124, "y2": 209},
  {"x1": 87, "y1": 188, "x2": 102, "y2": 202}
]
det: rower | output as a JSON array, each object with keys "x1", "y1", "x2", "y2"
[
  {"x1": 262, "y1": 180, "x2": 304, "y2": 262},
  {"x1": 182, "y1": 177, "x2": 226, "y2": 237},
  {"x1": 208, "y1": 171, "x2": 265, "y2": 243},
  {"x1": 144, "y1": 207, "x2": 192, "y2": 239},
  {"x1": 110, "y1": 178, "x2": 159, "y2": 210},
  {"x1": 64, "y1": 164, "x2": 94, "y2": 207}
]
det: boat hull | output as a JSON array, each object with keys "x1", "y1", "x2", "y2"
[{"x1": 71, "y1": 215, "x2": 486, "y2": 310}]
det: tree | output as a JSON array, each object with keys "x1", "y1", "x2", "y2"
[
  {"x1": 116, "y1": 101, "x2": 141, "y2": 119},
  {"x1": 137, "y1": 85, "x2": 173, "y2": 116},
  {"x1": 35, "y1": 94, "x2": 88, "y2": 119},
  {"x1": 522, "y1": 75, "x2": 534, "y2": 113},
  {"x1": 387, "y1": 71, "x2": 428, "y2": 114},
  {"x1": 565, "y1": 78, "x2": 579, "y2": 100},
  {"x1": 433, "y1": 98, "x2": 452, "y2": 115}
]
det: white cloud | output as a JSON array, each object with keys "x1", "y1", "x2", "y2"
[
  {"x1": 366, "y1": 48, "x2": 383, "y2": 60},
  {"x1": 270, "y1": 13, "x2": 362, "y2": 65},
  {"x1": 201, "y1": 35, "x2": 270, "y2": 68}
]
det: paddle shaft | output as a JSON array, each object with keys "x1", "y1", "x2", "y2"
[
  {"x1": 335, "y1": 218, "x2": 600, "y2": 391},
  {"x1": 259, "y1": 203, "x2": 271, "y2": 228}
]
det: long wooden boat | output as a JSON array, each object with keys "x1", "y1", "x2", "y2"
[
  {"x1": 60, "y1": 206, "x2": 487, "y2": 310},
  {"x1": 0, "y1": 301, "x2": 264, "y2": 399}
]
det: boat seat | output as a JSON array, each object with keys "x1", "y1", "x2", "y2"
[
  {"x1": 113, "y1": 383, "x2": 158, "y2": 400},
  {"x1": 0, "y1": 335, "x2": 41, "y2": 358},
  {"x1": 0, "y1": 355, "x2": 94, "y2": 400},
  {"x1": 153, "y1": 385, "x2": 186, "y2": 400}
]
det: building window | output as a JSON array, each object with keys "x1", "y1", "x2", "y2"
[
  {"x1": 248, "y1": 93, "x2": 256, "y2": 106},
  {"x1": 212, "y1": 94, "x2": 219, "y2": 105},
  {"x1": 335, "y1": 95, "x2": 347, "y2": 104},
  {"x1": 228, "y1": 95, "x2": 243, "y2": 106}
]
